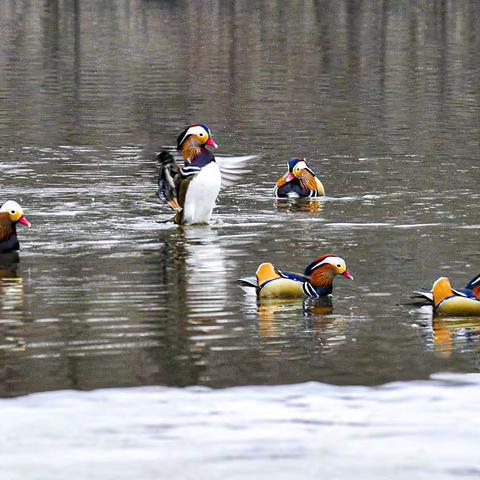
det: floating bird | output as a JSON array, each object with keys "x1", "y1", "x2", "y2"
[
  {"x1": 274, "y1": 157, "x2": 325, "y2": 198},
  {"x1": 240, "y1": 254, "x2": 353, "y2": 299},
  {"x1": 413, "y1": 274, "x2": 480, "y2": 316},
  {"x1": 0, "y1": 201, "x2": 31, "y2": 254},
  {"x1": 157, "y1": 124, "x2": 253, "y2": 225},
  {"x1": 414, "y1": 273, "x2": 480, "y2": 303}
]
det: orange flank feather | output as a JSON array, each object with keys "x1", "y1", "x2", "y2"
[
  {"x1": 275, "y1": 175, "x2": 288, "y2": 189},
  {"x1": 298, "y1": 170, "x2": 319, "y2": 192},
  {"x1": 472, "y1": 285, "x2": 480, "y2": 300},
  {"x1": 256, "y1": 262, "x2": 281, "y2": 287},
  {"x1": 432, "y1": 277, "x2": 454, "y2": 306}
]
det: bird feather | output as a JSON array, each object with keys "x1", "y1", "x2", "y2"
[{"x1": 215, "y1": 155, "x2": 258, "y2": 189}]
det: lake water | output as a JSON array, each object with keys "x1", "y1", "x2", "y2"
[{"x1": 0, "y1": 1, "x2": 479, "y2": 477}]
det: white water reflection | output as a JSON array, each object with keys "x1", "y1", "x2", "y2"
[
  {"x1": 184, "y1": 227, "x2": 229, "y2": 318},
  {"x1": 0, "y1": 253, "x2": 27, "y2": 354}
]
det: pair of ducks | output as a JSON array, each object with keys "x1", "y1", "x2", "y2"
[
  {"x1": 1, "y1": 125, "x2": 477, "y2": 317},
  {"x1": 156, "y1": 124, "x2": 325, "y2": 226}
]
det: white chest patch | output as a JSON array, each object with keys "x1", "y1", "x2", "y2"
[{"x1": 182, "y1": 162, "x2": 222, "y2": 225}]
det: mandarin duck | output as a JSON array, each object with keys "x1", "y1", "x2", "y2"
[
  {"x1": 157, "y1": 124, "x2": 254, "y2": 225},
  {"x1": 240, "y1": 254, "x2": 353, "y2": 299},
  {"x1": 0, "y1": 201, "x2": 31, "y2": 254},
  {"x1": 274, "y1": 157, "x2": 325, "y2": 198},
  {"x1": 414, "y1": 274, "x2": 480, "y2": 316}
]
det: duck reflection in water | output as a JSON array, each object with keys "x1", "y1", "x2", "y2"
[
  {"x1": 0, "y1": 252, "x2": 19, "y2": 278},
  {"x1": 432, "y1": 317, "x2": 480, "y2": 359},
  {"x1": 0, "y1": 252, "x2": 26, "y2": 352},
  {"x1": 0, "y1": 252, "x2": 23, "y2": 309},
  {"x1": 159, "y1": 227, "x2": 229, "y2": 362},
  {"x1": 253, "y1": 295, "x2": 348, "y2": 357},
  {"x1": 256, "y1": 296, "x2": 333, "y2": 333},
  {"x1": 274, "y1": 198, "x2": 323, "y2": 214}
]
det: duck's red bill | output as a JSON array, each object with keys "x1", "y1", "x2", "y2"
[
  {"x1": 342, "y1": 270, "x2": 353, "y2": 280},
  {"x1": 206, "y1": 137, "x2": 218, "y2": 148},
  {"x1": 18, "y1": 216, "x2": 31, "y2": 228},
  {"x1": 286, "y1": 173, "x2": 295, "y2": 182}
]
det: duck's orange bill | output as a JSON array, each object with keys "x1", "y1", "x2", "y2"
[
  {"x1": 342, "y1": 270, "x2": 354, "y2": 280},
  {"x1": 18, "y1": 215, "x2": 31, "y2": 228},
  {"x1": 206, "y1": 137, "x2": 218, "y2": 148}
]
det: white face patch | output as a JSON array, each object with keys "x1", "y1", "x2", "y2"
[
  {"x1": 0, "y1": 200, "x2": 22, "y2": 216},
  {"x1": 294, "y1": 161, "x2": 307, "y2": 173},
  {"x1": 178, "y1": 125, "x2": 209, "y2": 147},
  {"x1": 310, "y1": 256, "x2": 346, "y2": 272}
]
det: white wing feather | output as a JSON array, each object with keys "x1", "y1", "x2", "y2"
[{"x1": 216, "y1": 155, "x2": 258, "y2": 189}]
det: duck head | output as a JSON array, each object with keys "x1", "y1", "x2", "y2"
[
  {"x1": 177, "y1": 124, "x2": 217, "y2": 152},
  {"x1": 304, "y1": 254, "x2": 353, "y2": 287},
  {"x1": 0, "y1": 201, "x2": 30, "y2": 228},
  {"x1": 285, "y1": 157, "x2": 315, "y2": 182},
  {"x1": 176, "y1": 124, "x2": 218, "y2": 162}
]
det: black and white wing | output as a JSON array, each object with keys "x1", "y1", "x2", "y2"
[
  {"x1": 216, "y1": 155, "x2": 259, "y2": 189},
  {"x1": 156, "y1": 151, "x2": 182, "y2": 212}
]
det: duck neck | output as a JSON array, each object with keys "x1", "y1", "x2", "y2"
[
  {"x1": 181, "y1": 137, "x2": 202, "y2": 163},
  {"x1": 182, "y1": 140, "x2": 215, "y2": 169},
  {"x1": 309, "y1": 266, "x2": 335, "y2": 293},
  {"x1": 0, "y1": 215, "x2": 18, "y2": 254}
]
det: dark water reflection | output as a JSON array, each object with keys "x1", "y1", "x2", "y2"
[{"x1": 0, "y1": 0, "x2": 479, "y2": 396}]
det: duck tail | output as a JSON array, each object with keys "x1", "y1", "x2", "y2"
[
  {"x1": 432, "y1": 277, "x2": 454, "y2": 307},
  {"x1": 256, "y1": 263, "x2": 281, "y2": 288}
]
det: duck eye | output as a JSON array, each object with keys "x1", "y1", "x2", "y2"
[
  {"x1": 337, "y1": 264, "x2": 341, "y2": 268},
  {"x1": 11, "y1": 210, "x2": 15, "y2": 214},
  {"x1": 199, "y1": 133, "x2": 204, "y2": 136}
]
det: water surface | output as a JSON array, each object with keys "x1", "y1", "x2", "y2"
[{"x1": 0, "y1": 1, "x2": 479, "y2": 398}]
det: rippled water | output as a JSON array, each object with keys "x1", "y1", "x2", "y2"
[
  {"x1": 1, "y1": 0, "x2": 480, "y2": 395},
  {"x1": 0, "y1": 0, "x2": 480, "y2": 461}
]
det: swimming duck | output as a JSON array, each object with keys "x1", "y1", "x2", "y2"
[
  {"x1": 157, "y1": 124, "x2": 253, "y2": 225},
  {"x1": 274, "y1": 157, "x2": 325, "y2": 198},
  {"x1": 414, "y1": 274, "x2": 480, "y2": 316},
  {"x1": 0, "y1": 201, "x2": 31, "y2": 254},
  {"x1": 240, "y1": 254, "x2": 353, "y2": 299}
]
